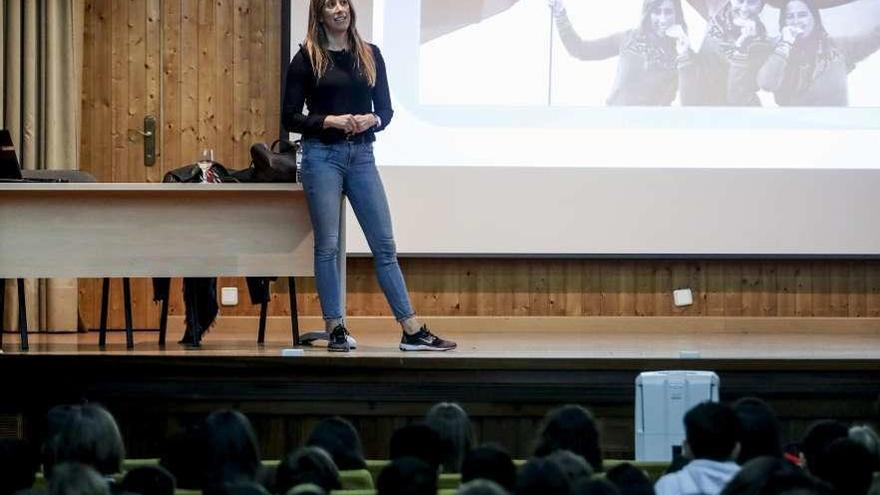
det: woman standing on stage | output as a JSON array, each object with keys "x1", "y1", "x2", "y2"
[
  {"x1": 757, "y1": 0, "x2": 880, "y2": 106},
  {"x1": 549, "y1": 0, "x2": 693, "y2": 106},
  {"x1": 282, "y1": 0, "x2": 455, "y2": 352}
]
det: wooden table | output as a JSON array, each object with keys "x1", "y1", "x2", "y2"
[{"x1": 0, "y1": 183, "x2": 342, "y2": 350}]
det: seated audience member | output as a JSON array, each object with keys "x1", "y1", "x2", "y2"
[
  {"x1": 534, "y1": 404, "x2": 604, "y2": 472},
  {"x1": 456, "y1": 479, "x2": 508, "y2": 495},
  {"x1": 605, "y1": 462, "x2": 654, "y2": 495},
  {"x1": 733, "y1": 398, "x2": 783, "y2": 464},
  {"x1": 720, "y1": 456, "x2": 830, "y2": 495},
  {"x1": 799, "y1": 420, "x2": 849, "y2": 473},
  {"x1": 425, "y1": 402, "x2": 474, "y2": 473},
  {"x1": 376, "y1": 457, "x2": 437, "y2": 495},
  {"x1": 0, "y1": 438, "x2": 40, "y2": 495},
  {"x1": 460, "y1": 444, "x2": 517, "y2": 493},
  {"x1": 389, "y1": 423, "x2": 443, "y2": 472},
  {"x1": 120, "y1": 466, "x2": 175, "y2": 495},
  {"x1": 654, "y1": 402, "x2": 741, "y2": 495},
  {"x1": 274, "y1": 447, "x2": 340, "y2": 495},
  {"x1": 305, "y1": 417, "x2": 367, "y2": 470},
  {"x1": 515, "y1": 457, "x2": 573, "y2": 495},
  {"x1": 159, "y1": 424, "x2": 206, "y2": 489},
  {"x1": 809, "y1": 438, "x2": 875, "y2": 495},
  {"x1": 849, "y1": 425, "x2": 880, "y2": 470},
  {"x1": 201, "y1": 410, "x2": 263, "y2": 491},
  {"x1": 49, "y1": 463, "x2": 110, "y2": 495},
  {"x1": 204, "y1": 481, "x2": 271, "y2": 495},
  {"x1": 46, "y1": 404, "x2": 126, "y2": 480},
  {"x1": 574, "y1": 478, "x2": 623, "y2": 495},
  {"x1": 546, "y1": 449, "x2": 594, "y2": 486}
]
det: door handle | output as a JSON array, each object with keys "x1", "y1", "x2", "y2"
[{"x1": 142, "y1": 115, "x2": 157, "y2": 166}]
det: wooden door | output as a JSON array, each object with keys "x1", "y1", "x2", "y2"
[{"x1": 80, "y1": 0, "x2": 282, "y2": 332}]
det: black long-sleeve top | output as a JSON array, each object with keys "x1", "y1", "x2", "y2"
[{"x1": 282, "y1": 44, "x2": 393, "y2": 143}]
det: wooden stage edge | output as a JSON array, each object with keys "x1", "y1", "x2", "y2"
[{"x1": 2, "y1": 315, "x2": 879, "y2": 367}]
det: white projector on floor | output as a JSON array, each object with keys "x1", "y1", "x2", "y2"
[{"x1": 635, "y1": 370, "x2": 719, "y2": 461}]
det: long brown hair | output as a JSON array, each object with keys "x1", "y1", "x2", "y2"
[{"x1": 305, "y1": 0, "x2": 377, "y2": 87}]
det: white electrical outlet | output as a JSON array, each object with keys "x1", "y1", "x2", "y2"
[
  {"x1": 220, "y1": 287, "x2": 238, "y2": 306},
  {"x1": 673, "y1": 288, "x2": 693, "y2": 307}
]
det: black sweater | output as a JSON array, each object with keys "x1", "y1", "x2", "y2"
[{"x1": 282, "y1": 44, "x2": 393, "y2": 143}]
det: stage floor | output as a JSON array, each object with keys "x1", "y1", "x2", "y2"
[{"x1": 2, "y1": 317, "x2": 879, "y2": 362}]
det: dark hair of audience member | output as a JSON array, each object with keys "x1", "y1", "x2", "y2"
[
  {"x1": 604, "y1": 462, "x2": 654, "y2": 495},
  {"x1": 202, "y1": 410, "x2": 262, "y2": 488},
  {"x1": 49, "y1": 462, "x2": 111, "y2": 495},
  {"x1": 546, "y1": 449, "x2": 593, "y2": 486},
  {"x1": 800, "y1": 420, "x2": 849, "y2": 473},
  {"x1": 204, "y1": 481, "x2": 272, "y2": 495},
  {"x1": 733, "y1": 397, "x2": 783, "y2": 464},
  {"x1": 457, "y1": 479, "x2": 509, "y2": 495},
  {"x1": 376, "y1": 456, "x2": 438, "y2": 495},
  {"x1": 305, "y1": 416, "x2": 366, "y2": 470},
  {"x1": 159, "y1": 423, "x2": 207, "y2": 490},
  {"x1": 389, "y1": 423, "x2": 443, "y2": 471},
  {"x1": 425, "y1": 402, "x2": 474, "y2": 474},
  {"x1": 120, "y1": 466, "x2": 176, "y2": 495},
  {"x1": 460, "y1": 444, "x2": 517, "y2": 493},
  {"x1": 720, "y1": 456, "x2": 830, "y2": 495},
  {"x1": 48, "y1": 404, "x2": 126, "y2": 478},
  {"x1": 274, "y1": 446, "x2": 340, "y2": 495},
  {"x1": 43, "y1": 405, "x2": 79, "y2": 478},
  {"x1": 0, "y1": 438, "x2": 40, "y2": 495},
  {"x1": 683, "y1": 402, "x2": 741, "y2": 462},
  {"x1": 534, "y1": 404, "x2": 603, "y2": 472},
  {"x1": 810, "y1": 437, "x2": 874, "y2": 495},
  {"x1": 574, "y1": 478, "x2": 623, "y2": 495},
  {"x1": 515, "y1": 457, "x2": 573, "y2": 495},
  {"x1": 848, "y1": 425, "x2": 880, "y2": 471}
]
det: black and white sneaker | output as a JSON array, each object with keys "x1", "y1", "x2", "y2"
[
  {"x1": 399, "y1": 325, "x2": 456, "y2": 351},
  {"x1": 328, "y1": 324, "x2": 351, "y2": 352}
]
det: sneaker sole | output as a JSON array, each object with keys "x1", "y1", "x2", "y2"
[
  {"x1": 328, "y1": 345, "x2": 350, "y2": 352},
  {"x1": 399, "y1": 343, "x2": 455, "y2": 351}
]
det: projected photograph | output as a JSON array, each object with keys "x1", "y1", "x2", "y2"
[{"x1": 418, "y1": 0, "x2": 880, "y2": 107}]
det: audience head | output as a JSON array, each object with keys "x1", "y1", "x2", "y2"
[
  {"x1": 546, "y1": 449, "x2": 593, "y2": 486},
  {"x1": 683, "y1": 402, "x2": 741, "y2": 462},
  {"x1": 456, "y1": 479, "x2": 508, "y2": 495},
  {"x1": 604, "y1": 462, "x2": 653, "y2": 495},
  {"x1": 574, "y1": 478, "x2": 623, "y2": 495},
  {"x1": 848, "y1": 425, "x2": 880, "y2": 470},
  {"x1": 810, "y1": 437, "x2": 874, "y2": 495},
  {"x1": 0, "y1": 438, "x2": 40, "y2": 495},
  {"x1": 461, "y1": 444, "x2": 517, "y2": 493},
  {"x1": 47, "y1": 403, "x2": 125, "y2": 478},
  {"x1": 534, "y1": 404, "x2": 603, "y2": 472},
  {"x1": 733, "y1": 397, "x2": 783, "y2": 464},
  {"x1": 515, "y1": 457, "x2": 573, "y2": 495},
  {"x1": 202, "y1": 410, "x2": 262, "y2": 487},
  {"x1": 305, "y1": 416, "x2": 366, "y2": 470},
  {"x1": 274, "y1": 446, "x2": 340, "y2": 495},
  {"x1": 120, "y1": 466, "x2": 176, "y2": 495},
  {"x1": 800, "y1": 420, "x2": 849, "y2": 473},
  {"x1": 48, "y1": 462, "x2": 110, "y2": 495},
  {"x1": 721, "y1": 456, "x2": 829, "y2": 495},
  {"x1": 306, "y1": 416, "x2": 367, "y2": 471},
  {"x1": 377, "y1": 457, "x2": 438, "y2": 495},
  {"x1": 425, "y1": 402, "x2": 474, "y2": 473},
  {"x1": 389, "y1": 423, "x2": 443, "y2": 471}
]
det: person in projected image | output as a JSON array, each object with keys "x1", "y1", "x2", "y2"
[
  {"x1": 757, "y1": 0, "x2": 880, "y2": 105},
  {"x1": 548, "y1": 0, "x2": 693, "y2": 106},
  {"x1": 282, "y1": 0, "x2": 456, "y2": 352},
  {"x1": 679, "y1": 0, "x2": 773, "y2": 105}
]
